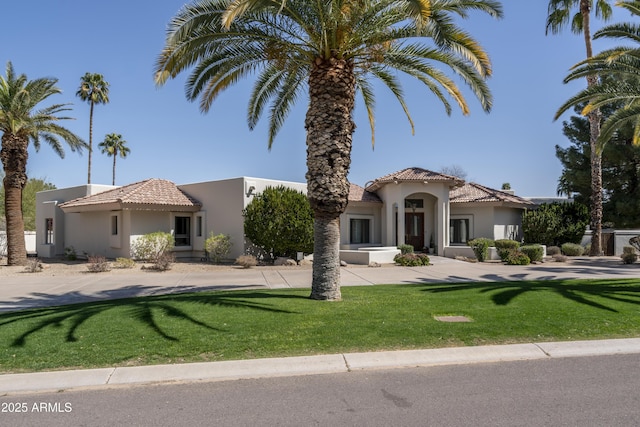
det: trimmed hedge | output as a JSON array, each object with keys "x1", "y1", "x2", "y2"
[
  {"x1": 520, "y1": 244, "x2": 543, "y2": 262},
  {"x1": 562, "y1": 243, "x2": 584, "y2": 256},
  {"x1": 495, "y1": 239, "x2": 520, "y2": 262},
  {"x1": 468, "y1": 238, "x2": 494, "y2": 262},
  {"x1": 394, "y1": 253, "x2": 430, "y2": 266},
  {"x1": 398, "y1": 244, "x2": 414, "y2": 255},
  {"x1": 506, "y1": 251, "x2": 530, "y2": 265}
]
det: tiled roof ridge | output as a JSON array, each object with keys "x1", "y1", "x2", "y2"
[
  {"x1": 348, "y1": 183, "x2": 382, "y2": 203},
  {"x1": 451, "y1": 181, "x2": 534, "y2": 205},
  {"x1": 59, "y1": 178, "x2": 202, "y2": 209}
]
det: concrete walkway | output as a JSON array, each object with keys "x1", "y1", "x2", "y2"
[{"x1": 1, "y1": 256, "x2": 639, "y2": 395}]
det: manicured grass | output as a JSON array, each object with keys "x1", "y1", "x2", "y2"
[{"x1": 1, "y1": 278, "x2": 640, "y2": 373}]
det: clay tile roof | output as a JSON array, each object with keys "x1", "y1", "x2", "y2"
[
  {"x1": 348, "y1": 183, "x2": 382, "y2": 203},
  {"x1": 59, "y1": 179, "x2": 202, "y2": 212},
  {"x1": 366, "y1": 167, "x2": 464, "y2": 192},
  {"x1": 450, "y1": 182, "x2": 535, "y2": 207}
]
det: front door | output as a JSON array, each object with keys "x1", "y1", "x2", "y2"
[{"x1": 405, "y1": 212, "x2": 424, "y2": 250}]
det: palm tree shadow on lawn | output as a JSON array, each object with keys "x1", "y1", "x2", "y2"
[
  {"x1": 0, "y1": 291, "x2": 305, "y2": 348},
  {"x1": 420, "y1": 279, "x2": 640, "y2": 313}
]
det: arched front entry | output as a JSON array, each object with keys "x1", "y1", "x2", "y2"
[{"x1": 398, "y1": 193, "x2": 437, "y2": 251}]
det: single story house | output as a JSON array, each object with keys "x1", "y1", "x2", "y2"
[{"x1": 35, "y1": 167, "x2": 535, "y2": 263}]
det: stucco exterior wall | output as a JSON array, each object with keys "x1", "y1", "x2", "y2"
[
  {"x1": 493, "y1": 207, "x2": 524, "y2": 241},
  {"x1": 64, "y1": 211, "x2": 115, "y2": 258},
  {"x1": 35, "y1": 185, "x2": 116, "y2": 257},
  {"x1": 450, "y1": 205, "x2": 524, "y2": 243},
  {"x1": 180, "y1": 177, "x2": 307, "y2": 259},
  {"x1": 450, "y1": 205, "x2": 494, "y2": 241},
  {"x1": 340, "y1": 204, "x2": 382, "y2": 249}
]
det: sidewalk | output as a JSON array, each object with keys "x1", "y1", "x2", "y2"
[
  {"x1": 2, "y1": 338, "x2": 640, "y2": 395},
  {"x1": 1, "y1": 256, "x2": 639, "y2": 395}
]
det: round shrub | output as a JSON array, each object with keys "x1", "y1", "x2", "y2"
[
  {"x1": 506, "y1": 251, "x2": 530, "y2": 265},
  {"x1": 468, "y1": 238, "x2": 494, "y2": 262},
  {"x1": 495, "y1": 239, "x2": 520, "y2": 262},
  {"x1": 546, "y1": 246, "x2": 561, "y2": 256},
  {"x1": 397, "y1": 244, "x2": 414, "y2": 255},
  {"x1": 394, "y1": 253, "x2": 430, "y2": 266},
  {"x1": 561, "y1": 243, "x2": 584, "y2": 256},
  {"x1": 520, "y1": 244, "x2": 543, "y2": 262}
]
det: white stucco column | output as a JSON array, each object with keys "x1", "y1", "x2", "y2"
[
  {"x1": 436, "y1": 198, "x2": 447, "y2": 256},
  {"x1": 397, "y1": 199, "x2": 405, "y2": 246},
  {"x1": 383, "y1": 200, "x2": 393, "y2": 246}
]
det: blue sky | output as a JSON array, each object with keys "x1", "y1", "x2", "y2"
[{"x1": 0, "y1": 1, "x2": 628, "y2": 196}]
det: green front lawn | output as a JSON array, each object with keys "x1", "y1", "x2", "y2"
[{"x1": 1, "y1": 278, "x2": 640, "y2": 373}]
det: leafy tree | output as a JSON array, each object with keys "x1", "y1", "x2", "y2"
[
  {"x1": 556, "y1": 103, "x2": 640, "y2": 228},
  {"x1": 243, "y1": 186, "x2": 314, "y2": 259},
  {"x1": 522, "y1": 202, "x2": 589, "y2": 247},
  {"x1": 1, "y1": 177, "x2": 57, "y2": 231},
  {"x1": 98, "y1": 133, "x2": 130, "y2": 185},
  {"x1": 155, "y1": 0, "x2": 503, "y2": 300},
  {"x1": 547, "y1": 0, "x2": 613, "y2": 256},
  {"x1": 0, "y1": 62, "x2": 85, "y2": 265},
  {"x1": 77, "y1": 73, "x2": 110, "y2": 184}
]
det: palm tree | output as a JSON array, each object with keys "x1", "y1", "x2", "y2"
[
  {"x1": 0, "y1": 62, "x2": 86, "y2": 265},
  {"x1": 556, "y1": 1, "x2": 640, "y2": 145},
  {"x1": 546, "y1": 0, "x2": 613, "y2": 256},
  {"x1": 98, "y1": 133, "x2": 130, "y2": 185},
  {"x1": 76, "y1": 73, "x2": 109, "y2": 184},
  {"x1": 155, "y1": 0, "x2": 503, "y2": 300}
]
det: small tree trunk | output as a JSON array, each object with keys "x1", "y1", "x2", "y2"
[{"x1": 112, "y1": 155, "x2": 117, "y2": 185}]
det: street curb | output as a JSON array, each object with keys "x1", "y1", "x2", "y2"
[{"x1": 2, "y1": 338, "x2": 640, "y2": 395}]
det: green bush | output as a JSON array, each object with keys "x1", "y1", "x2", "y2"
[
  {"x1": 495, "y1": 239, "x2": 520, "y2": 261},
  {"x1": 243, "y1": 186, "x2": 314, "y2": 259},
  {"x1": 204, "y1": 233, "x2": 233, "y2": 263},
  {"x1": 468, "y1": 238, "x2": 494, "y2": 262},
  {"x1": 621, "y1": 246, "x2": 638, "y2": 264},
  {"x1": 547, "y1": 246, "x2": 561, "y2": 256},
  {"x1": 398, "y1": 244, "x2": 414, "y2": 254},
  {"x1": 561, "y1": 242, "x2": 584, "y2": 256},
  {"x1": 64, "y1": 246, "x2": 77, "y2": 261},
  {"x1": 506, "y1": 251, "x2": 530, "y2": 265},
  {"x1": 522, "y1": 202, "x2": 588, "y2": 246},
  {"x1": 131, "y1": 231, "x2": 174, "y2": 262},
  {"x1": 520, "y1": 244, "x2": 543, "y2": 262},
  {"x1": 394, "y1": 253, "x2": 430, "y2": 266}
]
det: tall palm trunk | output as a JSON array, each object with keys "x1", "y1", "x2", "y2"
[
  {"x1": 112, "y1": 154, "x2": 117, "y2": 185},
  {"x1": 305, "y1": 57, "x2": 356, "y2": 301},
  {"x1": 0, "y1": 134, "x2": 28, "y2": 265},
  {"x1": 87, "y1": 101, "x2": 94, "y2": 184},
  {"x1": 581, "y1": 0, "x2": 604, "y2": 256}
]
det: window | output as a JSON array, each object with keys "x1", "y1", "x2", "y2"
[
  {"x1": 350, "y1": 218, "x2": 371, "y2": 244},
  {"x1": 45, "y1": 218, "x2": 54, "y2": 244},
  {"x1": 111, "y1": 215, "x2": 118, "y2": 235},
  {"x1": 175, "y1": 216, "x2": 191, "y2": 246},
  {"x1": 405, "y1": 199, "x2": 424, "y2": 209},
  {"x1": 450, "y1": 218, "x2": 470, "y2": 244},
  {"x1": 196, "y1": 216, "x2": 202, "y2": 237}
]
